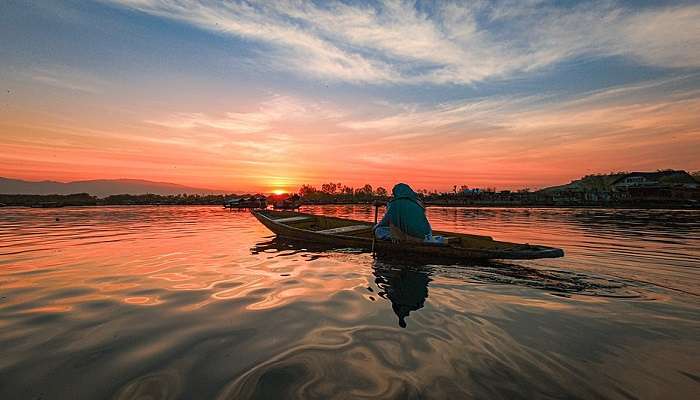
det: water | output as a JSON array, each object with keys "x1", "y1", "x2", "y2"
[{"x1": 0, "y1": 205, "x2": 698, "y2": 399}]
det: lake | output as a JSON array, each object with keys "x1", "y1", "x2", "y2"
[{"x1": 0, "y1": 205, "x2": 698, "y2": 399}]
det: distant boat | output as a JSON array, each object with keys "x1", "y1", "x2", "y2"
[
  {"x1": 224, "y1": 196, "x2": 266, "y2": 209},
  {"x1": 272, "y1": 199, "x2": 302, "y2": 210},
  {"x1": 252, "y1": 210, "x2": 565, "y2": 260}
]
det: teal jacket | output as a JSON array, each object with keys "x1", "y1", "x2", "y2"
[{"x1": 377, "y1": 183, "x2": 432, "y2": 239}]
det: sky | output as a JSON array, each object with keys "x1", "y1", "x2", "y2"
[{"x1": 1, "y1": 0, "x2": 699, "y2": 193}]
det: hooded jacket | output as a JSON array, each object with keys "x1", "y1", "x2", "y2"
[{"x1": 377, "y1": 183, "x2": 432, "y2": 239}]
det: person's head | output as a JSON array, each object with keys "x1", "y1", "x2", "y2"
[{"x1": 392, "y1": 183, "x2": 417, "y2": 198}]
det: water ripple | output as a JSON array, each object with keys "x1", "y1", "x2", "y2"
[{"x1": 0, "y1": 205, "x2": 698, "y2": 399}]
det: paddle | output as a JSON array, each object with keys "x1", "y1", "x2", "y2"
[{"x1": 371, "y1": 201, "x2": 380, "y2": 255}]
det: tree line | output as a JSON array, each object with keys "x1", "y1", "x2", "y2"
[
  {"x1": 0, "y1": 193, "x2": 241, "y2": 207},
  {"x1": 295, "y1": 182, "x2": 499, "y2": 202},
  {"x1": 297, "y1": 182, "x2": 388, "y2": 203}
]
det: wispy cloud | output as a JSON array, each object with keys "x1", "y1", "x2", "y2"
[
  {"x1": 146, "y1": 94, "x2": 343, "y2": 133},
  {"x1": 330, "y1": 82, "x2": 699, "y2": 189},
  {"x1": 27, "y1": 66, "x2": 106, "y2": 93},
  {"x1": 143, "y1": 75, "x2": 700, "y2": 173},
  {"x1": 146, "y1": 112, "x2": 272, "y2": 133},
  {"x1": 340, "y1": 75, "x2": 700, "y2": 139},
  {"x1": 105, "y1": 0, "x2": 700, "y2": 85},
  {"x1": 332, "y1": 75, "x2": 700, "y2": 180},
  {"x1": 4, "y1": 74, "x2": 698, "y2": 190},
  {"x1": 339, "y1": 95, "x2": 544, "y2": 133}
]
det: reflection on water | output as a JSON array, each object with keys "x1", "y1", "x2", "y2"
[
  {"x1": 254, "y1": 237, "x2": 653, "y2": 329},
  {"x1": 373, "y1": 261, "x2": 430, "y2": 328},
  {"x1": 0, "y1": 205, "x2": 699, "y2": 399}
]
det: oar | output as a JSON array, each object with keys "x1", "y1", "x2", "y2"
[{"x1": 371, "y1": 201, "x2": 379, "y2": 255}]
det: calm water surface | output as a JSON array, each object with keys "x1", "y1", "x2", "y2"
[{"x1": 0, "y1": 205, "x2": 698, "y2": 399}]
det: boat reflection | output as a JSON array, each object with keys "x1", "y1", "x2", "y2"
[
  {"x1": 252, "y1": 237, "x2": 644, "y2": 328},
  {"x1": 252, "y1": 236, "x2": 433, "y2": 328}
]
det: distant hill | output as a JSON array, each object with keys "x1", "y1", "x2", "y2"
[
  {"x1": 539, "y1": 170, "x2": 696, "y2": 193},
  {"x1": 539, "y1": 173, "x2": 626, "y2": 193},
  {"x1": 0, "y1": 177, "x2": 230, "y2": 197}
]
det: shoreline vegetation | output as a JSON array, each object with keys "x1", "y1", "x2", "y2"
[{"x1": 2, "y1": 170, "x2": 699, "y2": 209}]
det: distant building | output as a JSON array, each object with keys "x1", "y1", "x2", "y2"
[{"x1": 611, "y1": 170, "x2": 697, "y2": 190}]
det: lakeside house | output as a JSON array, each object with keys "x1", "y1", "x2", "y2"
[
  {"x1": 611, "y1": 170, "x2": 698, "y2": 190},
  {"x1": 610, "y1": 171, "x2": 698, "y2": 203}
]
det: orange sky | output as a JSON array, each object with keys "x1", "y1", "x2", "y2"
[
  {"x1": 1, "y1": 1, "x2": 699, "y2": 193},
  {"x1": 2, "y1": 87, "x2": 698, "y2": 193}
]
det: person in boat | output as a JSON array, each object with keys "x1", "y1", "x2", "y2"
[{"x1": 374, "y1": 183, "x2": 435, "y2": 242}]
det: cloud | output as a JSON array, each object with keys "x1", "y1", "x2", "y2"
[
  {"x1": 615, "y1": 5, "x2": 700, "y2": 68},
  {"x1": 146, "y1": 112, "x2": 272, "y2": 133},
  {"x1": 339, "y1": 95, "x2": 544, "y2": 134},
  {"x1": 28, "y1": 67, "x2": 105, "y2": 93},
  {"x1": 104, "y1": 1, "x2": 700, "y2": 85},
  {"x1": 328, "y1": 76, "x2": 700, "y2": 189},
  {"x1": 337, "y1": 75, "x2": 700, "y2": 149},
  {"x1": 146, "y1": 94, "x2": 343, "y2": 133},
  {"x1": 143, "y1": 75, "x2": 700, "y2": 172},
  {"x1": 4, "y1": 73, "x2": 698, "y2": 191}
]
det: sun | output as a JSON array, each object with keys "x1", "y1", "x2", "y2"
[{"x1": 271, "y1": 189, "x2": 287, "y2": 195}]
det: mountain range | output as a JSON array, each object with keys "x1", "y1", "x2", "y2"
[{"x1": 0, "y1": 177, "x2": 230, "y2": 197}]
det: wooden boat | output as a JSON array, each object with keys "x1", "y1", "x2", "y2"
[{"x1": 252, "y1": 210, "x2": 564, "y2": 260}]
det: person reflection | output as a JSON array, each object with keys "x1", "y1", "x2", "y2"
[{"x1": 373, "y1": 261, "x2": 431, "y2": 328}]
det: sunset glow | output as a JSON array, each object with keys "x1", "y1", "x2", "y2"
[
  {"x1": 1, "y1": 3, "x2": 699, "y2": 397},
  {"x1": 1, "y1": 1, "x2": 699, "y2": 192}
]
